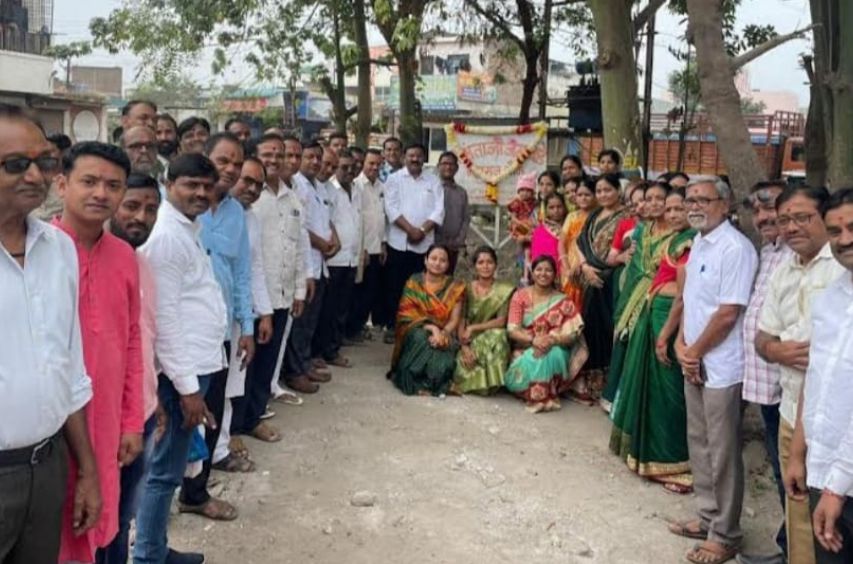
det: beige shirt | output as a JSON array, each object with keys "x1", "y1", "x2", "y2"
[
  {"x1": 354, "y1": 173, "x2": 386, "y2": 256},
  {"x1": 758, "y1": 242, "x2": 845, "y2": 425}
]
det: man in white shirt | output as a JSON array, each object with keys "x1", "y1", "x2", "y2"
[
  {"x1": 216, "y1": 156, "x2": 275, "y2": 464},
  {"x1": 233, "y1": 134, "x2": 307, "y2": 441},
  {"x1": 382, "y1": 143, "x2": 445, "y2": 343},
  {"x1": 0, "y1": 103, "x2": 100, "y2": 564},
  {"x1": 755, "y1": 186, "x2": 844, "y2": 564},
  {"x1": 785, "y1": 187, "x2": 853, "y2": 564},
  {"x1": 134, "y1": 153, "x2": 229, "y2": 563},
  {"x1": 346, "y1": 148, "x2": 388, "y2": 342},
  {"x1": 317, "y1": 149, "x2": 361, "y2": 367},
  {"x1": 284, "y1": 142, "x2": 337, "y2": 391},
  {"x1": 670, "y1": 176, "x2": 758, "y2": 564}
]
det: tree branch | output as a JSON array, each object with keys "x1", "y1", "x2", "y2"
[
  {"x1": 345, "y1": 105, "x2": 359, "y2": 119},
  {"x1": 731, "y1": 24, "x2": 818, "y2": 70},
  {"x1": 463, "y1": 0, "x2": 526, "y2": 51},
  {"x1": 551, "y1": 0, "x2": 586, "y2": 6},
  {"x1": 342, "y1": 57, "x2": 398, "y2": 73},
  {"x1": 633, "y1": 0, "x2": 668, "y2": 36}
]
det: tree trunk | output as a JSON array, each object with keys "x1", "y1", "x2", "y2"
[
  {"x1": 352, "y1": 0, "x2": 372, "y2": 148},
  {"x1": 588, "y1": 0, "x2": 643, "y2": 170},
  {"x1": 803, "y1": 55, "x2": 828, "y2": 187},
  {"x1": 828, "y1": 1, "x2": 853, "y2": 187},
  {"x1": 537, "y1": 0, "x2": 552, "y2": 121},
  {"x1": 331, "y1": 8, "x2": 348, "y2": 133},
  {"x1": 686, "y1": 0, "x2": 765, "y2": 201},
  {"x1": 519, "y1": 52, "x2": 538, "y2": 125},
  {"x1": 396, "y1": 48, "x2": 421, "y2": 146}
]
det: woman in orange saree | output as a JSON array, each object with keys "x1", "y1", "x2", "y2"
[
  {"x1": 389, "y1": 245, "x2": 466, "y2": 396},
  {"x1": 559, "y1": 178, "x2": 597, "y2": 311}
]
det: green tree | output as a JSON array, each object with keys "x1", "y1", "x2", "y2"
[
  {"x1": 681, "y1": 0, "x2": 812, "y2": 197},
  {"x1": 371, "y1": 0, "x2": 439, "y2": 145},
  {"x1": 43, "y1": 41, "x2": 93, "y2": 87},
  {"x1": 90, "y1": 0, "x2": 374, "y2": 143}
]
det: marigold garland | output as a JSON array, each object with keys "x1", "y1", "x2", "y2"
[{"x1": 445, "y1": 121, "x2": 548, "y2": 204}]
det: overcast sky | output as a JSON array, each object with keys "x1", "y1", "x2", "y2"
[{"x1": 53, "y1": 0, "x2": 813, "y2": 106}]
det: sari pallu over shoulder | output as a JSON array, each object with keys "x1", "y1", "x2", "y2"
[{"x1": 391, "y1": 273, "x2": 466, "y2": 368}]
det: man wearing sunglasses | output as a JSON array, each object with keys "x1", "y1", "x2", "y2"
[
  {"x1": 755, "y1": 186, "x2": 845, "y2": 564},
  {"x1": 0, "y1": 104, "x2": 101, "y2": 564}
]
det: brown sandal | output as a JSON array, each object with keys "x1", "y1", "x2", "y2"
[
  {"x1": 212, "y1": 453, "x2": 256, "y2": 473},
  {"x1": 250, "y1": 422, "x2": 282, "y2": 443},
  {"x1": 663, "y1": 482, "x2": 694, "y2": 495},
  {"x1": 668, "y1": 519, "x2": 709, "y2": 540},
  {"x1": 228, "y1": 436, "x2": 249, "y2": 459},
  {"x1": 686, "y1": 541, "x2": 738, "y2": 564},
  {"x1": 178, "y1": 497, "x2": 238, "y2": 521},
  {"x1": 327, "y1": 355, "x2": 352, "y2": 368}
]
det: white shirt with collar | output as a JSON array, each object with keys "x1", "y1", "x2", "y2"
[
  {"x1": 803, "y1": 272, "x2": 853, "y2": 496},
  {"x1": 683, "y1": 220, "x2": 758, "y2": 388},
  {"x1": 139, "y1": 200, "x2": 228, "y2": 395},
  {"x1": 354, "y1": 172, "x2": 386, "y2": 256},
  {"x1": 253, "y1": 179, "x2": 308, "y2": 311},
  {"x1": 245, "y1": 208, "x2": 273, "y2": 316},
  {"x1": 0, "y1": 217, "x2": 92, "y2": 449},
  {"x1": 758, "y1": 242, "x2": 845, "y2": 425},
  {"x1": 383, "y1": 167, "x2": 445, "y2": 254},
  {"x1": 294, "y1": 172, "x2": 332, "y2": 279},
  {"x1": 327, "y1": 177, "x2": 362, "y2": 268}
]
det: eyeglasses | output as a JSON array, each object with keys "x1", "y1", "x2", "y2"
[
  {"x1": 0, "y1": 155, "x2": 60, "y2": 175},
  {"x1": 776, "y1": 212, "x2": 816, "y2": 228},
  {"x1": 126, "y1": 142, "x2": 157, "y2": 152},
  {"x1": 684, "y1": 196, "x2": 723, "y2": 208}
]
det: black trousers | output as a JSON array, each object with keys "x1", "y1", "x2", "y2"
[
  {"x1": 179, "y1": 342, "x2": 230, "y2": 506},
  {"x1": 384, "y1": 248, "x2": 425, "y2": 329},
  {"x1": 284, "y1": 277, "x2": 326, "y2": 377},
  {"x1": 315, "y1": 266, "x2": 356, "y2": 360},
  {"x1": 347, "y1": 254, "x2": 387, "y2": 337},
  {"x1": 810, "y1": 489, "x2": 853, "y2": 564},
  {"x1": 0, "y1": 437, "x2": 67, "y2": 564},
  {"x1": 232, "y1": 308, "x2": 288, "y2": 435}
]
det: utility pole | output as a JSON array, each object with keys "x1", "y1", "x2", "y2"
[
  {"x1": 538, "y1": 0, "x2": 553, "y2": 121},
  {"x1": 641, "y1": 14, "x2": 656, "y2": 177}
]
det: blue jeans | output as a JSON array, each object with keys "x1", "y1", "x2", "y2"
[
  {"x1": 132, "y1": 374, "x2": 211, "y2": 564},
  {"x1": 761, "y1": 403, "x2": 788, "y2": 557},
  {"x1": 96, "y1": 415, "x2": 157, "y2": 564}
]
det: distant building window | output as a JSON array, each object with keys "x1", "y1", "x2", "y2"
[
  {"x1": 375, "y1": 86, "x2": 390, "y2": 103},
  {"x1": 445, "y1": 54, "x2": 471, "y2": 75},
  {"x1": 420, "y1": 55, "x2": 435, "y2": 76}
]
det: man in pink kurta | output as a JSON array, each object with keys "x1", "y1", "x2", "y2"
[{"x1": 53, "y1": 142, "x2": 144, "y2": 563}]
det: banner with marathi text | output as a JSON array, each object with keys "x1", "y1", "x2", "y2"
[{"x1": 446, "y1": 122, "x2": 548, "y2": 206}]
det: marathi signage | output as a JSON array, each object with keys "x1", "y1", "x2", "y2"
[{"x1": 447, "y1": 122, "x2": 548, "y2": 206}]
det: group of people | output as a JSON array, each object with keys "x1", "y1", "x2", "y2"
[
  {"x1": 385, "y1": 145, "x2": 853, "y2": 564},
  {"x1": 2, "y1": 93, "x2": 852, "y2": 564},
  {"x1": 0, "y1": 98, "x2": 475, "y2": 564}
]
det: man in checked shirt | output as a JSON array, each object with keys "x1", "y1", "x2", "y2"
[{"x1": 739, "y1": 180, "x2": 792, "y2": 563}]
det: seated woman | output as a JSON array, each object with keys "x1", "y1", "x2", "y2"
[
  {"x1": 389, "y1": 245, "x2": 466, "y2": 396},
  {"x1": 452, "y1": 246, "x2": 514, "y2": 395},
  {"x1": 505, "y1": 255, "x2": 588, "y2": 413},
  {"x1": 609, "y1": 187, "x2": 695, "y2": 493}
]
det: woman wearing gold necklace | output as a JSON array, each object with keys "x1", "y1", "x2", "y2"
[
  {"x1": 451, "y1": 246, "x2": 514, "y2": 395},
  {"x1": 505, "y1": 255, "x2": 587, "y2": 413},
  {"x1": 601, "y1": 181, "x2": 676, "y2": 410},
  {"x1": 389, "y1": 245, "x2": 466, "y2": 396}
]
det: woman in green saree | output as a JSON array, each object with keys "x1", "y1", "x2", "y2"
[
  {"x1": 389, "y1": 245, "x2": 466, "y2": 396},
  {"x1": 452, "y1": 246, "x2": 514, "y2": 395},
  {"x1": 609, "y1": 187, "x2": 695, "y2": 493},
  {"x1": 506, "y1": 255, "x2": 587, "y2": 413},
  {"x1": 572, "y1": 174, "x2": 627, "y2": 403},
  {"x1": 601, "y1": 181, "x2": 675, "y2": 408}
]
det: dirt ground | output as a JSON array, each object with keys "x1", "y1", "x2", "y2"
[{"x1": 168, "y1": 338, "x2": 783, "y2": 564}]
